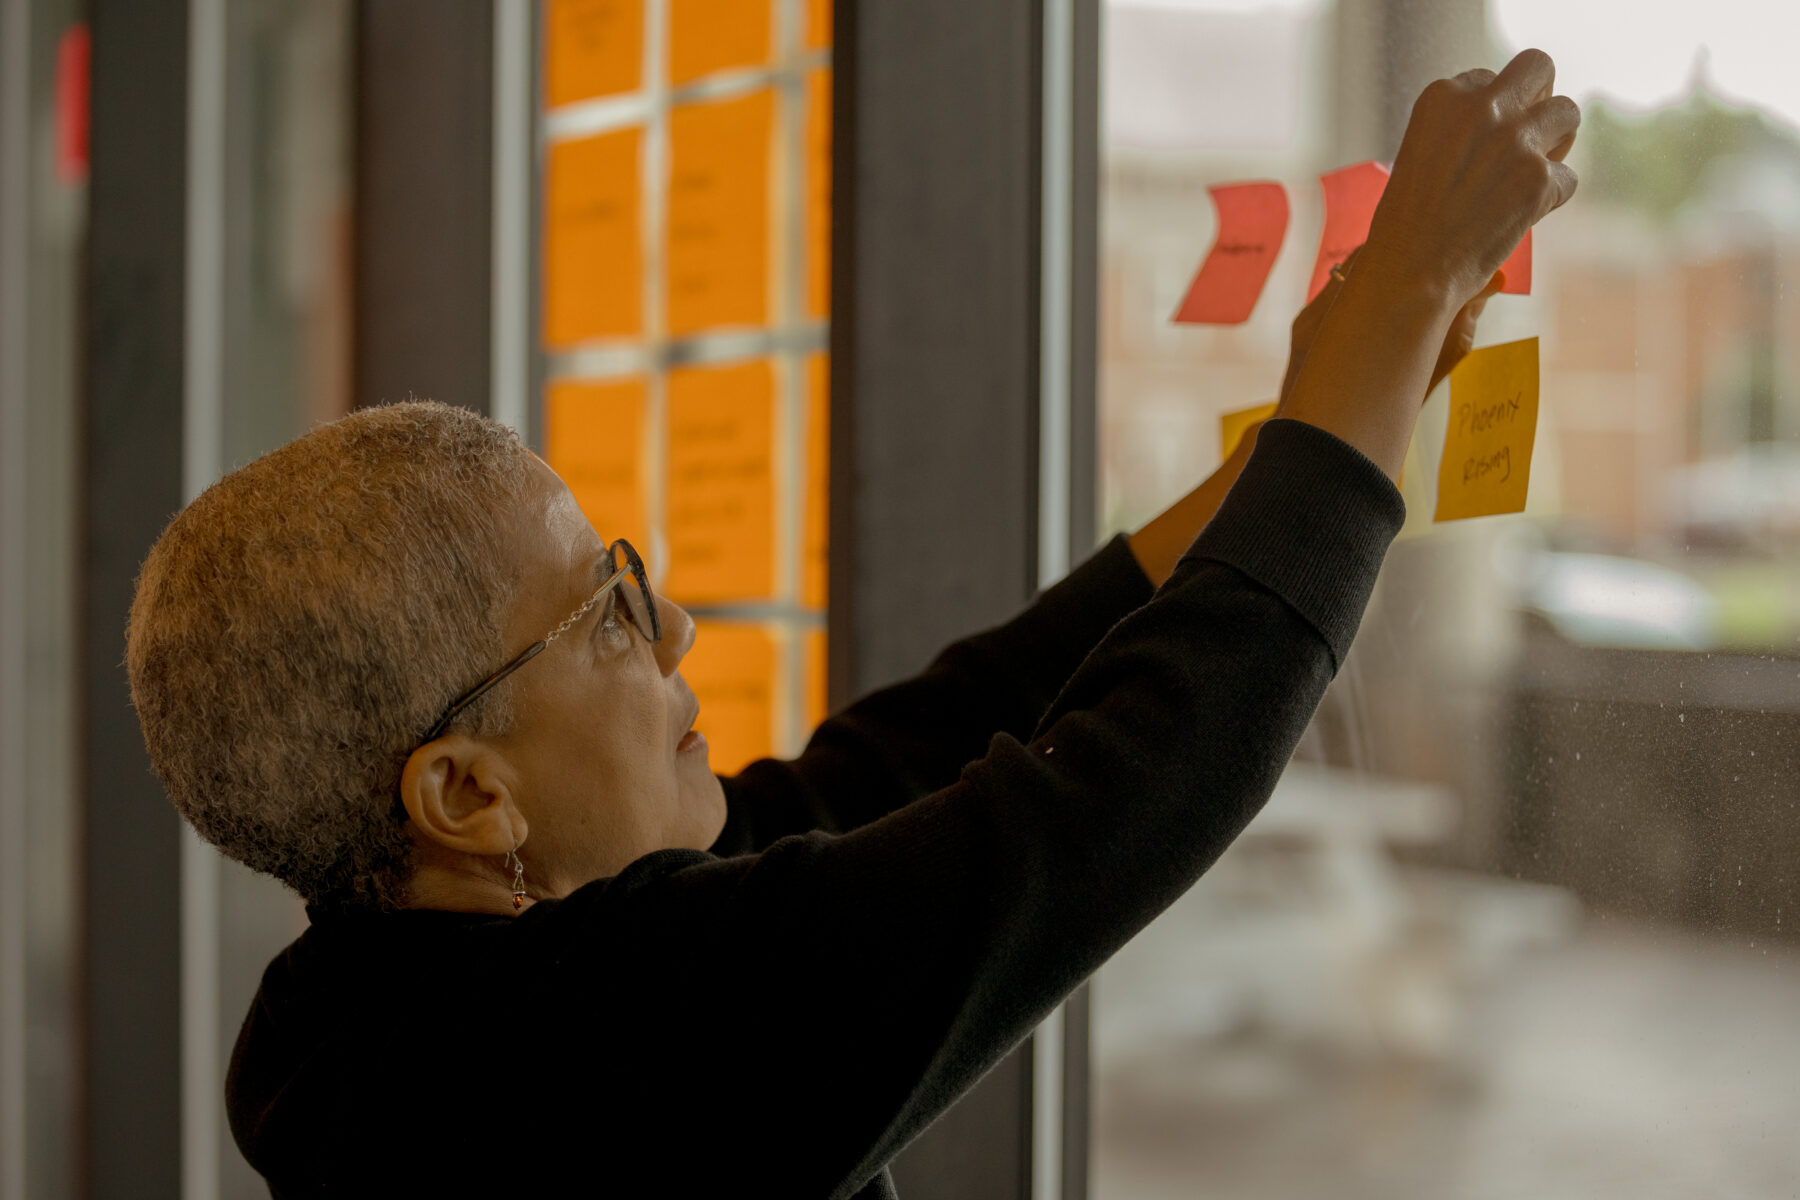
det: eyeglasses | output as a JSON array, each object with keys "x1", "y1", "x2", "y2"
[{"x1": 419, "y1": 538, "x2": 661, "y2": 743}]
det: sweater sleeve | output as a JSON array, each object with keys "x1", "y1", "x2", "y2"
[
  {"x1": 707, "y1": 533, "x2": 1156, "y2": 854},
  {"x1": 520, "y1": 419, "x2": 1404, "y2": 1198}
]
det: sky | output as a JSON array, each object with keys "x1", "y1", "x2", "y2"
[{"x1": 1109, "y1": 0, "x2": 1800, "y2": 133}]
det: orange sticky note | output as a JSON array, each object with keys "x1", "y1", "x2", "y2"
[
  {"x1": 544, "y1": 378, "x2": 649, "y2": 549},
  {"x1": 669, "y1": 0, "x2": 771, "y2": 86},
  {"x1": 805, "y1": 0, "x2": 832, "y2": 49},
  {"x1": 544, "y1": 127, "x2": 643, "y2": 346},
  {"x1": 684, "y1": 621, "x2": 776, "y2": 775},
  {"x1": 665, "y1": 359, "x2": 776, "y2": 603},
  {"x1": 803, "y1": 628, "x2": 828, "y2": 734},
  {"x1": 667, "y1": 89, "x2": 773, "y2": 336},
  {"x1": 545, "y1": 0, "x2": 644, "y2": 107},
  {"x1": 1435, "y1": 337, "x2": 1539, "y2": 522},
  {"x1": 1220, "y1": 401, "x2": 1277, "y2": 461},
  {"x1": 1172, "y1": 182, "x2": 1289, "y2": 325},
  {"x1": 1308, "y1": 160, "x2": 1390, "y2": 301},
  {"x1": 803, "y1": 354, "x2": 829, "y2": 608},
  {"x1": 1498, "y1": 228, "x2": 1532, "y2": 295},
  {"x1": 804, "y1": 69, "x2": 832, "y2": 320}
]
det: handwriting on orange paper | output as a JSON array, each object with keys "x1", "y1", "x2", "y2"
[
  {"x1": 666, "y1": 90, "x2": 772, "y2": 335},
  {"x1": 1173, "y1": 182, "x2": 1289, "y2": 326},
  {"x1": 664, "y1": 360, "x2": 775, "y2": 602},
  {"x1": 544, "y1": 128, "x2": 642, "y2": 346},
  {"x1": 1435, "y1": 337, "x2": 1539, "y2": 522},
  {"x1": 1308, "y1": 161, "x2": 1389, "y2": 301}
]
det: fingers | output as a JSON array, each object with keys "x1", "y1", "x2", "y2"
[
  {"x1": 1522, "y1": 94, "x2": 1581, "y2": 159},
  {"x1": 1453, "y1": 67, "x2": 1498, "y2": 91},
  {"x1": 1491, "y1": 47, "x2": 1556, "y2": 107},
  {"x1": 1545, "y1": 159, "x2": 1579, "y2": 212}
]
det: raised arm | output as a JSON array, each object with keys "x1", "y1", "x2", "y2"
[
  {"x1": 710, "y1": 532, "x2": 1156, "y2": 854},
  {"x1": 712, "y1": 53, "x2": 1564, "y2": 854}
]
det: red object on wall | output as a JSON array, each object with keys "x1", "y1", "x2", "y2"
[
  {"x1": 55, "y1": 23, "x2": 90, "y2": 184},
  {"x1": 1308, "y1": 160, "x2": 1390, "y2": 302},
  {"x1": 1171, "y1": 181, "x2": 1290, "y2": 326},
  {"x1": 1498, "y1": 228, "x2": 1533, "y2": 294}
]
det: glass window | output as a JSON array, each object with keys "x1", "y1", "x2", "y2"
[{"x1": 1096, "y1": 1, "x2": 1800, "y2": 1194}]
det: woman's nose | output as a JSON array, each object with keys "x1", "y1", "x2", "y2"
[{"x1": 652, "y1": 592, "x2": 694, "y2": 676}]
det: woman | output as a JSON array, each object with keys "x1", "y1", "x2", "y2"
[{"x1": 126, "y1": 53, "x2": 1577, "y2": 1198}]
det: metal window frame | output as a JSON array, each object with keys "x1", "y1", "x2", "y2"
[{"x1": 828, "y1": 1, "x2": 1098, "y2": 1195}]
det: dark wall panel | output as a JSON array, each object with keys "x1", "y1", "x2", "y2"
[
  {"x1": 353, "y1": 0, "x2": 493, "y2": 413},
  {"x1": 830, "y1": 1, "x2": 1046, "y2": 1195},
  {"x1": 83, "y1": 1, "x2": 189, "y2": 1195}
]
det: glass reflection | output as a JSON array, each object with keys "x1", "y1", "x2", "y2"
[{"x1": 1097, "y1": 1, "x2": 1800, "y2": 1195}]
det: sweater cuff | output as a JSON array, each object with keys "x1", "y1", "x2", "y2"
[{"x1": 1184, "y1": 418, "x2": 1405, "y2": 667}]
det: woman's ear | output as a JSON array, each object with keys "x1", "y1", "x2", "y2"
[{"x1": 399, "y1": 735, "x2": 526, "y2": 857}]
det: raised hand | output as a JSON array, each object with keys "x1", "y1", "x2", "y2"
[
  {"x1": 1362, "y1": 49, "x2": 1580, "y2": 310},
  {"x1": 1274, "y1": 49, "x2": 1578, "y2": 479}
]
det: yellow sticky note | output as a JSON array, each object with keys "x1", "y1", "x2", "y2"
[
  {"x1": 803, "y1": 628, "x2": 828, "y2": 734},
  {"x1": 669, "y1": 0, "x2": 771, "y2": 86},
  {"x1": 545, "y1": 0, "x2": 644, "y2": 107},
  {"x1": 664, "y1": 359, "x2": 776, "y2": 603},
  {"x1": 684, "y1": 622, "x2": 777, "y2": 776},
  {"x1": 802, "y1": 353, "x2": 829, "y2": 609},
  {"x1": 544, "y1": 378, "x2": 648, "y2": 550},
  {"x1": 666, "y1": 89, "x2": 773, "y2": 335},
  {"x1": 1220, "y1": 401, "x2": 1277, "y2": 461},
  {"x1": 543, "y1": 127, "x2": 643, "y2": 346},
  {"x1": 804, "y1": 68, "x2": 832, "y2": 320},
  {"x1": 1434, "y1": 337, "x2": 1539, "y2": 523}
]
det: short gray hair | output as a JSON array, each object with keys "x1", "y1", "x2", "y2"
[{"x1": 126, "y1": 401, "x2": 535, "y2": 912}]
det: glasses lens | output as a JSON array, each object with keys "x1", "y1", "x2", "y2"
[{"x1": 612, "y1": 540, "x2": 660, "y2": 643}]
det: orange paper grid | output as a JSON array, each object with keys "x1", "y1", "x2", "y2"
[
  {"x1": 803, "y1": 628, "x2": 827, "y2": 734},
  {"x1": 544, "y1": 127, "x2": 643, "y2": 346},
  {"x1": 685, "y1": 621, "x2": 777, "y2": 776},
  {"x1": 664, "y1": 359, "x2": 776, "y2": 603},
  {"x1": 666, "y1": 90, "x2": 773, "y2": 335},
  {"x1": 545, "y1": 0, "x2": 644, "y2": 107},
  {"x1": 805, "y1": 69, "x2": 832, "y2": 320},
  {"x1": 544, "y1": 378, "x2": 649, "y2": 550},
  {"x1": 804, "y1": 0, "x2": 832, "y2": 49},
  {"x1": 669, "y1": 0, "x2": 771, "y2": 86},
  {"x1": 803, "y1": 353, "x2": 829, "y2": 608}
]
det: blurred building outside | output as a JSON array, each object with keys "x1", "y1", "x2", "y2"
[{"x1": 1095, "y1": 0, "x2": 1800, "y2": 1195}]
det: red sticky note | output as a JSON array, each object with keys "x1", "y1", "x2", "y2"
[
  {"x1": 1498, "y1": 228, "x2": 1532, "y2": 295},
  {"x1": 1308, "y1": 160, "x2": 1390, "y2": 301},
  {"x1": 1172, "y1": 182, "x2": 1290, "y2": 326}
]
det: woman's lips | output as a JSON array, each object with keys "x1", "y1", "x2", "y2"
[{"x1": 677, "y1": 729, "x2": 706, "y2": 754}]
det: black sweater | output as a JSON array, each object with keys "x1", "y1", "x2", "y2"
[{"x1": 226, "y1": 419, "x2": 1404, "y2": 1198}]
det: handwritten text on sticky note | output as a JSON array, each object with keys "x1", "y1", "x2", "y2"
[
  {"x1": 546, "y1": 0, "x2": 644, "y2": 107},
  {"x1": 543, "y1": 127, "x2": 643, "y2": 345},
  {"x1": 1308, "y1": 161, "x2": 1390, "y2": 302},
  {"x1": 667, "y1": 89, "x2": 773, "y2": 335},
  {"x1": 1219, "y1": 401, "x2": 1277, "y2": 461},
  {"x1": 1435, "y1": 337, "x2": 1539, "y2": 522},
  {"x1": 1173, "y1": 182, "x2": 1289, "y2": 326},
  {"x1": 665, "y1": 359, "x2": 776, "y2": 602}
]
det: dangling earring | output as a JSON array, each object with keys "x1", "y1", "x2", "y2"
[{"x1": 505, "y1": 842, "x2": 527, "y2": 911}]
